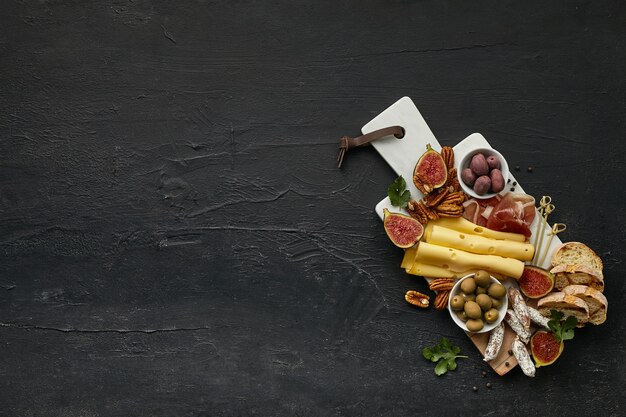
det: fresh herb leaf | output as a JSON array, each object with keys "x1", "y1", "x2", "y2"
[
  {"x1": 422, "y1": 337, "x2": 467, "y2": 376},
  {"x1": 560, "y1": 316, "x2": 577, "y2": 341},
  {"x1": 548, "y1": 310, "x2": 577, "y2": 342},
  {"x1": 440, "y1": 337, "x2": 451, "y2": 351},
  {"x1": 387, "y1": 176, "x2": 411, "y2": 208},
  {"x1": 434, "y1": 360, "x2": 449, "y2": 376},
  {"x1": 422, "y1": 347, "x2": 433, "y2": 360}
]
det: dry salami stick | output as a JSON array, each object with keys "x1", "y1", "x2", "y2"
[
  {"x1": 508, "y1": 287, "x2": 531, "y2": 331},
  {"x1": 512, "y1": 337, "x2": 536, "y2": 377},
  {"x1": 483, "y1": 322, "x2": 505, "y2": 362},
  {"x1": 527, "y1": 305, "x2": 551, "y2": 329},
  {"x1": 505, "y1": 309, "x2": 531, "y2": 344}
]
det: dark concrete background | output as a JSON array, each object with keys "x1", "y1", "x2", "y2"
[{"x1": 1, "y1": 1, "x2": 624, "y2": 416}]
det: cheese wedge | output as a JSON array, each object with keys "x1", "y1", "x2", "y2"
[
  {"x1": 429, "y1": 217, "x2": 526, "y2": 242},
  {"x1": 415, "y1": 241, "x2": 525, "y2": 279},
  {"x1": 425, "y1": 225, "x2": 534, "y2": 261}
]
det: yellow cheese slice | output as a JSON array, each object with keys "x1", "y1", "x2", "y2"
[
  {"x1": 415, "y1": 242, "x2": 525, "y2": 279},
  {"x1": 401, "y1": 246, "x2": 418, "y2": 270},
  {"x1": 407, "y1": 262, "x2": 456, "y2": 278},
  {"x1": 429, "y1": 217, "x2": 526, "y2": 242},
  {"x1": 425, "y1": 225, "x2": 534, "y2": 261}
]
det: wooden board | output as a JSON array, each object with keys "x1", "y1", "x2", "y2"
[{"x1": 365, "y1": 97, "x2": 561, "y2": 375}]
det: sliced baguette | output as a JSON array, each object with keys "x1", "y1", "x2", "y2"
[
  {"x1": 551, "y1": 241, "x2": 603, "y2": 276},
  {"x1": 550, "y1": 264, "x2": 604, "y2": 293},
  {"x1": 562, "y1": 285, "x2": 608, "y2": 325},
  {"x1": 537, "y1": 292, "x2": 590, "y2": 326}
]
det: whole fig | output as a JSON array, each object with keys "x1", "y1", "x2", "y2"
[
  {"x1": 461, "y1": 168, "x2": 477, "y2": 187},
  {"x1": 490, "y1": 169, "x2": 505, "y2": 193},
  {"x1": 473, "y1": 175, "x2": 491, "y2": 195},
  {"x1": 470, "y1": 153, "x2": 489, "y2": 176},
  {"x1": 486, "y1": 155, "x2": 500, "y2": 170}
]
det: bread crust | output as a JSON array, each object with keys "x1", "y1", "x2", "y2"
[
  {"x1": 550, "y1": 264, "x2": 604, "y2": 292},
  {"x1": 562, "y1": 285, "x2": 608, "y2": 325},
  {"x1": 537, "y1": 292, "x2": 590, "y2": 324},
  {"x1": 551, "y1": 241, "x2": 603, "y2": 275}
]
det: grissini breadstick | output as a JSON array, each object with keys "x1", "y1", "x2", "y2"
[{"x1": 532, "y1": 196, "x2": 554, "y2": 265}]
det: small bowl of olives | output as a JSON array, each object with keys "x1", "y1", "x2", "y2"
[
  {"x1": 447, "y1": 270, "x2": 508, "y2": 333},
  {"x1": 457, "y1": 147, "x2": 509, "y2": 199}
]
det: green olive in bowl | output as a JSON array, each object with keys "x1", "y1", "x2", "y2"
[
  {"x1": 466, "y1": 318, "x2": 484, "y2": 332},
  {"x1": 450, "y1": 295, "x2": 465, "y2": 311},
  {"x1": 484, "y1": 308, "x2": 500, "y2": 324},
  {"x1": 460, "y1": 277, "x2": 476, "y2": 294},
  {"x1": 474, "y1": 270, "x2": 491, "y2": 287},
  {"x1": 488, "y1": 283, "x2": 506, "y2": 298}
]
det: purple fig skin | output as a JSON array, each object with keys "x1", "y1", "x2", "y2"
[
  {"x1": 486, "y1": 155, "x2": 501, "y2": 170},
  {"x1": 470, "y1": 153, "x2": 490, "y2": 176},
  {"x1": 461, "y1": 168, "x2": 477, "y2": 187},
  {"x1": 490, "y1": 169, "x2": 505, "y2": 193},
  {"x1": 473, "y1": 175, "x2": 491, "y2": 195}
]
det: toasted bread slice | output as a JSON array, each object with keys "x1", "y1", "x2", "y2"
[
  {"x1": 537, "y1": 292, "x2": 590, "y2": 325},
  {"x1": 551, "y1": 242, "x2": 603, "y2": 276},
  {"x1": 550, "y1": 264, "x2": 604, "y2": 293},
  {"x1": 562, "y1": 285, "x2": 608, "y2": 325}
]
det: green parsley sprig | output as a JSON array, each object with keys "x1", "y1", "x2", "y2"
[
  {"x1": 422, "y1": 337, "x2": 467, "y2": 376},
  {"x1": 387, "y1": 176, "x2": 411, "y2": 208},
  {"x1": 548, "y1": 310, "x2": 577, "y2": 342}
]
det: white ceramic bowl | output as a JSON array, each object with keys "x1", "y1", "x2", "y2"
[
  {"x1": 457, "y1": 147, "x2": 509, "y2": 199},
  {"x1": 447, "y1": 273, "x2": 508, "y2": 333}
]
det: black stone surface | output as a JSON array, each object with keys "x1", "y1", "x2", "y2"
[{"x1": 1, "y1": 1, "x2": 624, "y2": 416}]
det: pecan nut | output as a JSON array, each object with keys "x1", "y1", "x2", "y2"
[
  {"x1": 412, "y1": 174, "x2": 429, "y2": 195},
  {"x1": 405, "y1": 290, "x2": 430, "y2": 308},
  {"x1": 407, "y1": 200, "x2": 429, "y2": 224},
  {"x1": 437, "y1": 211, "x2": 464, "y2": 218},
  {"x1": 441, "y1": 146, "x2": 455, "y2": 169},
  {"x1": 442, "y1": 191, "x2": 466, "y2": 205},
  {"x1": 420, "y1": 202, "x2": 439, "y2": 221},
  {"x1": 436, "y1": 205, "x2": 463, "y2": 216},
  {"x1": 424, "y1": 187, "x2": 450, "y2": 207},
  {"x1": 434, "y1": 290, "x2": 451, "y2": 310},
  {"x1": 444, "y1": 168, "x2": 461, "y2": 192},
  {"x1": 428, "y1": 278, "x2": 456, "y2": 291}
]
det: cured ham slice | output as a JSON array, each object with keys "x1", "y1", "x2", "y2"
[
  {"x1": 462, "y1": 195, "x2": 502, "y2": 227},
  {"x1": 486, "y1": 193, "x2": 536, "y2": 237},
  {"x1": 462, "y1": 193, "x2": 536, "y2": 238},
  {"x1": 462, "y1": 199, "x2": 483, "y2": 225}
]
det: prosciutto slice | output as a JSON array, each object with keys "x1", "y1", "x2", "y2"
[
  {"x1": 486, "y1": 193, "x2": 536, "y2": 237},
  {"x1": 462, "y1": 195, "x2": 502, "y2": 227}
]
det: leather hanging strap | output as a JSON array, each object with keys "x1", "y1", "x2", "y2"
[{"x1": 336, "y1": 125, "x2": 405, "y2": 168}]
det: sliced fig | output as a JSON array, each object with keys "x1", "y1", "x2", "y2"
[
  {"x1": 530, "y1": 330, "x2": 564, "y2": 367},
  {"x1": 383, "y1": 208, "x2": 424, "y2": 248},
  {"x1": 519, "y1": 266, "x2": 555, "y2": 298},
  {"x1": 413, "y1": 144, "x2": 447, "y2": 193}
]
